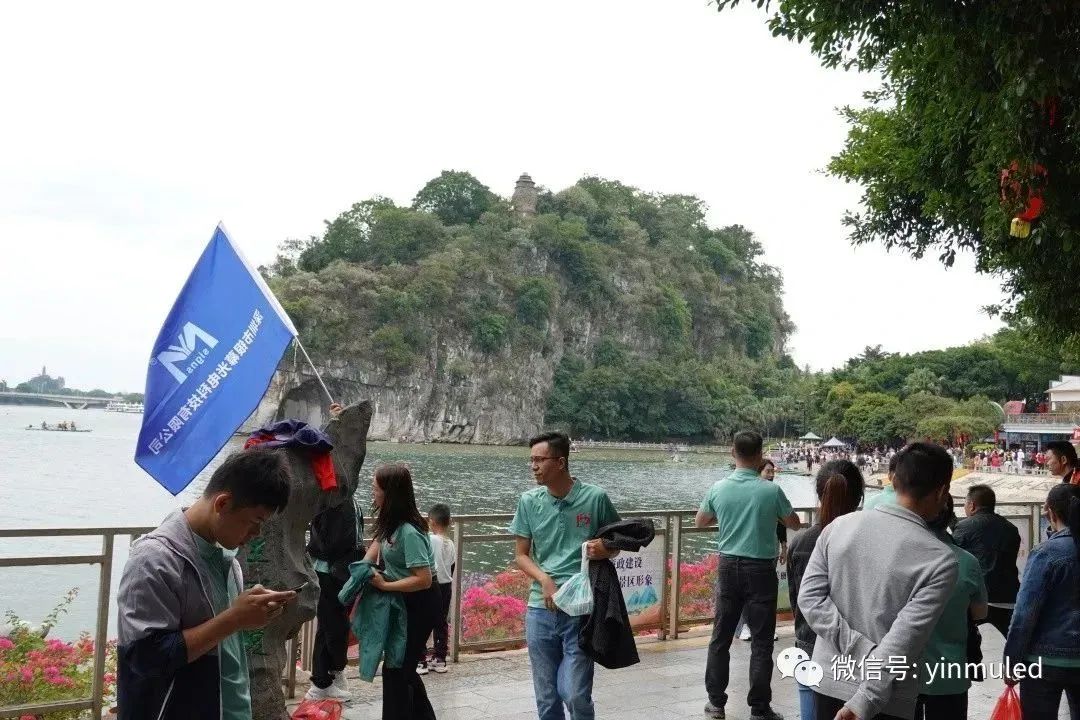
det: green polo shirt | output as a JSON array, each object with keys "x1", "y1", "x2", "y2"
[
  {"x1": 699, "y1": 467, "x2": 793, "y2": 559},
  {"x1": 381, "y1": 523, "x2": 434, "y2": 582},
  {"x1": 920, "y1": 543, "x2": 987, "y2": 695},
  {"x1": 509, "y1": 479, "x2": 620, "y2": 608},
  {"x1": 192, "y1": 533, "x2": 251, "y2": 720},
  {"x1": 864, "y1": 485, "x2": 897, "y2": 511}
]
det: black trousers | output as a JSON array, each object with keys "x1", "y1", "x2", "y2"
[
  {"x1": 382, "y1": 584, "x2": 440, "y2": 720},
  {"x1": 705, "y1": 554, "x2": 778, "y2": 714},
  {"x1": 915, "y1": 692, "x2": 968, "y2": 720},
  {"x1": 814, "y1": 692, "x2": 907, "y2": 720},
  {"x1": 311, "y1": 571, "x2": 349, "y2": 689},
  {"x1": 432, "y1": 582, "x2": 452, "y2": 660},
  {"x1": 1020, "y1": 665, "x2": 1080, "y2": 720}
]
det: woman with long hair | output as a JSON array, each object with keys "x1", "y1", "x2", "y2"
[
  {"x1": 364, "y1": 463, "x2": 440, "y2": 720},
  {"x1": 1004, "y1": 483, "x2": 1080, "y2": 720},
  {"x1": 786, "y1": 460, "x2": 865, "y2": 720}
]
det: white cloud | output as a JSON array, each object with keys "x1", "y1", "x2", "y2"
[{"x1": 0, "y1": 0, "x2": 1005, "y2": 390}]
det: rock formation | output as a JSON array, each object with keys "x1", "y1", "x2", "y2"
[{"x1": 236, "y1": 401, "x2": 372, "y2": 720}]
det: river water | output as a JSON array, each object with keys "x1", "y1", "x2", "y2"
[{"x1": 0, "y1": 404, "x2": 819, "y2": 639}]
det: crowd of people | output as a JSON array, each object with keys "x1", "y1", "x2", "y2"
[
  {"x1": 971, "y1": 441, "x2": 1078, "y2": 477},
  {"x1": 778, "y1": 445, "x2": 969, "y2": 477},
  {"x1": 733, "y1": 433, "x2": 1080, "y2": 720},
  {"x1": 112, "y1": 415, "x2": 1080, "y2": 720}
]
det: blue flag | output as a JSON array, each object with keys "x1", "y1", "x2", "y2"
[{"x1": 136, "y1": 225, "x2": 297, "y2": 495}]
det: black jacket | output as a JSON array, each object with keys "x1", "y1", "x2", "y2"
[
  {"x1": 579, "y1": 519, "x2": 656, "y2": 669},
  {"x1": 952, "y1": 508, "x2": 1020, "y2": 602},
  {"x1": 308, "y1": 499, "x2": 365, "y2": 581}
]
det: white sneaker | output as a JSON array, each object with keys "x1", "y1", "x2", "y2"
[
  {"x1": 330, "y1": 670, "x2": 350, "y2": 693},
  {"x1": 304, "y1": 682, "x2": 352, "y2": 703},
  {"x1": 739, "y1": 626, "x2": 752, "y2": 641}
]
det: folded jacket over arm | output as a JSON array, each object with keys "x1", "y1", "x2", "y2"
[
  {"x1": 338, "y1": 560, "x2": 407, "y2": 681},
  {"x1": 580, "y1": 519, "x2": 656, "y2": 669}
]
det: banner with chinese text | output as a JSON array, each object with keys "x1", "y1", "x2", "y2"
[{"x1": 135, "y1": 225, "x2": 297, "y2": 495}]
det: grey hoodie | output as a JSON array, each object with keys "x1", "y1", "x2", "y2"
[{"x1": 117, "y1": 509, "x2": 241, "y2": 720}]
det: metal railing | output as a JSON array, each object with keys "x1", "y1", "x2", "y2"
[
  {"x1": 0, "y1": 527, "x2": 149, "y2": 720},
  {"x1": 1004, "y1": 412, "x2": 1080, "y2": 425},
  {"x1": 573, "y1": 440, "x2": 693, "y2": 452},
  {"x1": 0, "y1": 499, "x2": 1051, "y2": 717}
]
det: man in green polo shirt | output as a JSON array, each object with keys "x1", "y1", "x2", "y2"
[
  {"x1": 511, "y1": 431, "x2": 620, "y2": 720},
  {"x1": 917, "y1": 501, "x2": 988, "y2": 718},
  {"x1": 695, "y1": 431, "x2": 801, "y2": 720},
  {"x1": 864, "y1": 453, "x2": 900, "y2": 512}
]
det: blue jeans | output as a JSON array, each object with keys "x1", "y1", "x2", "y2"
[
  {"x1": 526, "y1": 606, "x2": 595, "y2": 720},
  {"x1": 797, "y1": 680, "x2": 815, "y2": 720}
]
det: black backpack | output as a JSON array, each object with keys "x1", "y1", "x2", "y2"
[{"x1": 308, "y1": 499, "x2": 365, "y2": 580}]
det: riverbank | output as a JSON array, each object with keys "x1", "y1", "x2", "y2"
[
  {"x1": 866, "y1": 468, "x2": 1056, "y2": 503},
  {"x1": 948, "y1": 470, "x2": 1062, "y2": 502}
]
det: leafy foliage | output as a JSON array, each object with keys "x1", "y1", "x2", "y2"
[
  {"x1": 798, "y1": 327, "x2": 1079, "y2": 446},
  {"x1": 718, "y1": 0, "x2": 1080, "y2": 339},
  {"x1": 1, "y1": 589, "x2": 118, "y2": 718},
  {"x1": 412, "y1": 170, "x2": 498, "y2": 227}
]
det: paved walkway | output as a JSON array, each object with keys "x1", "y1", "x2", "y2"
[{"x1": 288, "y1": 623, "x2": 1072, "y2": 719}]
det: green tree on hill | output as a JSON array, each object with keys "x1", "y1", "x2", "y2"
[
  {"x1": 902, "y1": 368, "x2": 943, "y2": 398},
  {"x1": 412, "y1": 170, "x2": 498, "y2": 227}
]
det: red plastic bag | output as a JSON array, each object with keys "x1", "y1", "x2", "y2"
[
  {"x1": 291, "y1": 699, "x2": 343, "y2": 720},
  {"x1": 989, "y1": 685, "x2": 1022, "y2": 720}
]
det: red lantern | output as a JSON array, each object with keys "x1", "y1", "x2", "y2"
[{"x1": 1000, "y1": 161, "x2": 1047, "y2": 238}]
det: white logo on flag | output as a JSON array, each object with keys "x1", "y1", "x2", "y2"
[{"x1": 156, "y1": 322, "x2": 219, "y2": 383}]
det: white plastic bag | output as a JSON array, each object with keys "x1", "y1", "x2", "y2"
[{"x1": 552, "y1": 542, "x2": 593, "y2": 616}]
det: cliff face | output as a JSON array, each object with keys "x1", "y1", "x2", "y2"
[
  {"x1": 258, "y1": 174, "x2": 793, "y2": 443},
  {"x1": 248, "y1": 290, "x2": 638, "y2": 444}
]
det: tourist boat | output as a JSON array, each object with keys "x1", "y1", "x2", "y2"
[
  {"x1": 104, "y1": 401, "x2": 144, "y2": 414},
  {"x1": 26, "y1": 426, "x2": 93, "y2": 432}
]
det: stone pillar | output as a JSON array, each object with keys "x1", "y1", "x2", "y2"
[
  {"x1": 511, "y1": 172, "x2": 538, "y2": 217},
  {"x1": 237, "y1": 401, "x2": 373, "y2": 720}
]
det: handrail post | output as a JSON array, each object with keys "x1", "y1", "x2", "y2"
[
  {"x1": 657, "y1": 513, "x2": 671, "y2": 641},
  {"x1": 668, "y1": 515, "x2": 682, "y2": 640},
  {"x1": 91, "y1": 533, "x2": 114, "y2": 719},
  {"x1": 449, "y1": 518, "x2": 465, "y2": 663}
]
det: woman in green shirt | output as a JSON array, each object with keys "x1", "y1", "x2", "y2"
[{"x1": 364, "y1": 463, "x2": 439, "y2": 720}]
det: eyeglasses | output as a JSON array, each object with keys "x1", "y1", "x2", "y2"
[{"x1": 529, "y1": 456, "x2": 560, "y2": 464}]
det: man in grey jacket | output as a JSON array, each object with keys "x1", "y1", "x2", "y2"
[
  {"x1": 798, "y1": 442, "x2": 959, "y2": 720},
  {"x1": 117, "y1": 448, "x2": 297, "y2": 720}
]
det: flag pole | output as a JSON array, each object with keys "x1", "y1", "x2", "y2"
[{"x1": 294, "y1": 339, "x2": 335, "y2": 405}]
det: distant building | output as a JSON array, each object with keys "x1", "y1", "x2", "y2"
[
  {"x1": 1000, "y1": 376, "x2": 1080, "y2": 451},
  {"x1": 1048, "y1": 375, "x2": 1080, "y2": 411},
  {"x1": 24, "y1": 366, "x2": 65, "y2": 393},
  {"x1": 511, "y1": 173, "x2": 538, "y2": 217}
]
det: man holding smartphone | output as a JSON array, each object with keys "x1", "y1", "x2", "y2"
[{"x1": 117, "y1": 448, "x2": 297, "y2": 720}]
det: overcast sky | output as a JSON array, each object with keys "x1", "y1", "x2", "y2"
[{"x1": 0, "y1": 1, "x2": 1007, "y2": 393}]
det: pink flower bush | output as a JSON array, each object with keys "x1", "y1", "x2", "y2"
[
  {"x1": 460, "y1": 568, "x2": 529, "y2": 645},
  {"x1": 1, "y1": 590, "x2": 118, "y2": 719},
  {"x1": 675, "y1": 553, "x2": 719, "y2": 620}
]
